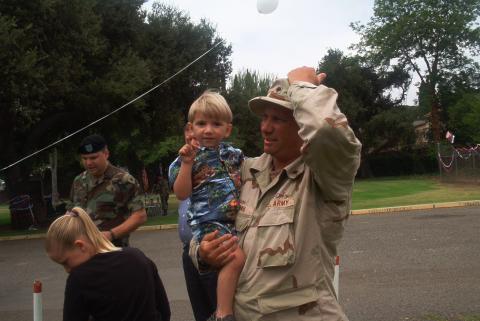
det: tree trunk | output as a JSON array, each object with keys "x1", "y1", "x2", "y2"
[
  {"x1": 431, "y1": 99, "x2": 441, "y2": 142},
  {"x1": 50, "y1": 148, "x2": 59, "y2": 206}
]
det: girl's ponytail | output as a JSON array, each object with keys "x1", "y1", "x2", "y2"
[{"x1": 45, "y1": 207, "x2": 119, "y2": 253}]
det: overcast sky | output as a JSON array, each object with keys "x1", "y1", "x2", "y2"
[{"x1": 142, "y1": 0, "x2": 418, "y2": 104}]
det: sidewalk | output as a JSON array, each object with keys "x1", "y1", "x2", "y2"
[{"x1": 1, "y1": 200, "x2": 479, "y2": 242}]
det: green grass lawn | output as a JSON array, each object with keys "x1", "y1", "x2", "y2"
[
  {"x1": 1, "y1": 176, "x2": 479, "y2": 237},
  {"x1": 352, "y1": 176, "x2": 480, "y2": 210}
]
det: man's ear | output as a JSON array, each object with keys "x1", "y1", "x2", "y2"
[
  {"x1": 224, "y1": 123, "x2": 233, "y2": 138},
  {"x1": 104, "y1": 147, "x2": 110, "y2": 160}
]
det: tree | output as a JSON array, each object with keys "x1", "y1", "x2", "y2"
[
  {"x1": 0, "y1": 0, "x2": 107, "y2": 197},
  {"x1": 351, "y1": 0, "x2": 480, "y2": 142},
  {"x1": 226, "y1": 70, "x2": 274, "y2": 157},
  {"x1": 318, "y1": 49, "x2": 416, "y2": 176},
  {"x1": 121, "y1": 2, "x2": 232, "y2": 176},
  {"x1": 0, "y1": 0, "x2": 232, "y2": 205},
  {"x1": 448, "y1": 92, "x2": 480, "y2": 144}
]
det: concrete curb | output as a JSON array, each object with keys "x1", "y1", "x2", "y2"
[
  {"x1": 1, "y1": 200, "x2": 479, "y2": 242},
  {"x1": 351, "y1": 200, "x2": 480, "y2": 215}
]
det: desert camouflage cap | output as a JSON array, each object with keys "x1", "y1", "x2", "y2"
[
  {"x1": 248, "y1": 78, "x2": 292, "y2": 116},
  {"x1": 78, "y1": 134, "x2": 107, "y2": 154}
]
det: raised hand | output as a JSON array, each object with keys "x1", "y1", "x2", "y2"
[
  {"x1": 179, "y1": 144, "x2": 197, "y2": 164},
  {"x1": 288, "y1": 66, "x2": 327, "y2": 86}
]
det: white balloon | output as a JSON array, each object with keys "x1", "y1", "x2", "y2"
[{"x1": 257, "y1": 0, "x2": 279, "y2": 14}]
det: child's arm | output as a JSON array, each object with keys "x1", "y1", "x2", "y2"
[{"x1": 173, "y1": 143, "x2": 197, "y2": 200}]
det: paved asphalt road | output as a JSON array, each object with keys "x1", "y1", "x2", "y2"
[{"x1": 0, "y1": 206, "x2": 479, "y2": 321}]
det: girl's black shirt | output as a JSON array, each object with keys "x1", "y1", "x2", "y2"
[{"x1": 64, "y1": 247, "x2": 170, "y2": 321}]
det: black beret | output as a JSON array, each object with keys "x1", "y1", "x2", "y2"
[{"x1": 78, "y1": 134, "x2": 107, "y2": 154}]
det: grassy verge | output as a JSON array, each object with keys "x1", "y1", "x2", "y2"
[
  {"x1": 351, "y1": 176, "x2": 480, "y2": 210},
  {"x1": 1, "y1": 176, "x2": 480, "y2": 237}
]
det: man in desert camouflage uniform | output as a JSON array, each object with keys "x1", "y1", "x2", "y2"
[
  {"x1": 194, "y1": 67, "x2": 361, "y2": 321},
  {"x1": 69, "y1": 134, "x2": 147, "y2": 247}
]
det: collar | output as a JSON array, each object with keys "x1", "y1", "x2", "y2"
[
  {"x1": 86, "y1": 162, "x2": 114, "y2": 185},
  {"x1": 249, "y1": 154, "x2": 305, "y2": 180}
]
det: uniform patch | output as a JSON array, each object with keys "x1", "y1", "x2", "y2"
[
  {"x1": 268, "y1": 196, "x2": 295, "y2": 208},
  {"x1": 238, "y1": 199, "x2": 254, "y2": 215}
]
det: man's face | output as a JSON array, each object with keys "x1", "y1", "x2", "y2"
[
  {"x1": 80, "y1": 149, "x2": 109, "y2": 177},
  {"x1": 260, "y1": 106, "x2": 303, "y2": 163}
]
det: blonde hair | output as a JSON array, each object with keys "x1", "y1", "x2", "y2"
[
  {"x1": 188, "y1": 90, "x2": 233, "y2": 123},
  {"x1": 45, "y1": 207, "x2": 119, "y2": 254}
]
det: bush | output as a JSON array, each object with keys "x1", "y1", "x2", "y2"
[{"x1": 366, "y1": 148, "x2": 438, "y2": 177}]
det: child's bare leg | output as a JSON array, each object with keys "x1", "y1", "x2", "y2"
[{"x1": 215, "y1": 246, "x2": 245, "y2": 318}]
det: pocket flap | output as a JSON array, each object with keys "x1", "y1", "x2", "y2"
[
  {"x1": 258, "y1": 207, "x2": 294, "y2": 226},
  {"x1": 257, "y1": 284, "x2": 320, "y2": 314},
  {"x1": 235, "y1": 213, "x2": 252, "y2": 232}
]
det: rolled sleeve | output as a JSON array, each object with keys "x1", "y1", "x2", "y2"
[{"x1": 288, "y1": 81, "x2": 362, "y2": 202}]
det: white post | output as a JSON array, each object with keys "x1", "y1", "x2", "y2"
[
  {"x1": 333, "y1": 256, "x2": 340, "y2": 300},
  {"x1": 33, "y1": 280, "x2": 43, "y2": 321}
]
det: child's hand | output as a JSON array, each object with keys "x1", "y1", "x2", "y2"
[
  {"x1": 179, "y1": 143, "x2": 197, "y2": 164},
  {"x1": 186, "y1": 133, "x2": 200, "y2": 149}
]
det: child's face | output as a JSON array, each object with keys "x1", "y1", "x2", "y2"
[
  {"x1": 47, "y1": 240, "x2": 94, "y2": 273},
  {"x1": 190, "y1": 112, "x2": 232, "y2": 148}
]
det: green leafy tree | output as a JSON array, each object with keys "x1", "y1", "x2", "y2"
[
  {"x1": 119, "y1": 2, "x2": 232, "y2": 177},
  {"x1": 0, "y1": 0, "x2": 232, "y2": 201},
  {"x1": 351, "y1": 0, "x2": 480, "y2": 142},
  {"x1": 226, "y1": 70, "x2": 274, "y2": 157},
  {"x1": 318, "y1": 49, "x2": 416, "y2": 177},
  {"x1": 447, "y1": 92, "x2": 480, "y2": 144},
  {"x1": 0, "y1": 0, "x2": 106, "y2": 196}
]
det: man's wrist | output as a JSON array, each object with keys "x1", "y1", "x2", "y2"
[
  {"x1": 197, "y1": 249, "x2": 211, "y2": 272},
  {"x1": 109, "y1": 229, "x2": 117, "y2": 241}
]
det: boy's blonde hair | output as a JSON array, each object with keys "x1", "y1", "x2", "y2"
[
  {"x1": 45, "y1": 207, "x2": 119, "y2": 254},
  {"x1": 188, "y1": 90, "x2": 233, "y2": 123}
]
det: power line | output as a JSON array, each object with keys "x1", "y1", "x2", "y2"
[{"x1": 0, "y1": 41, "x2": 223, "y2": 173}]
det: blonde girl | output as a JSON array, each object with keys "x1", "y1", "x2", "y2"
[{"x1": 46, "y1": 207, "x2": 171, "y2": 321}]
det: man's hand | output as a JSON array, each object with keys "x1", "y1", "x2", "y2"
[
  {"x1": 198, "y1": 230, "x2": 238, "y2": 268},
  {"x1": 102, "y1": 230, "x2": 113, "y2": 241},
  {"x1": 288, "y1": 66, "x2": 326, "y2": 86}
]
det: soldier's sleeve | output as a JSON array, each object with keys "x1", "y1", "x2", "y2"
[
  {"x1": 288, "y1": 81, "x2": 362, "y2": 202},
  {"x1": 120, "y1": 173, "x2": 144, "y2": 215},
  {"x1": 168, "y1": 157, "x2": 182, "y2": 190}
]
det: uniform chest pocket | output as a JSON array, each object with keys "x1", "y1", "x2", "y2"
[
  {"x1": 95, "y1": 201, "x2": 117, "y2": 219},
  {"x1": 256, "y1": 206, "x2": 295, "y2": 268},
  {"x1": 235, "y1": 212, "x2": 252, "y2": 233}
]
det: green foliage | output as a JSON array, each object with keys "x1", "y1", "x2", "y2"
[
  {"x1": 226, "y1": 69, "x2": 274, "y2": 157},
  {"x1": 352, "y1": 0, "x2": 480, "y2": 141},
  {"x1": 0, "y1": 0, "x2": 232, "y2": 196},
  {"x1": 447, "y1": 92, "x2": 480, "y2": 144},
  {"x1": 318, "y1": 49, "x2": 415, "y2": 157},
  {"x1": 366, "y1": 148, "x2": 437, "y2": 177}
]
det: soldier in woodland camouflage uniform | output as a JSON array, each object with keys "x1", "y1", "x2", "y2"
[
  {"x1": 152, "y1": 175, "x2": 170, "y2": 216},
  {"x1": 69, "y1": 134, "x2": 147, "y2": 247},
  {"x1": 192, "y1": 67, "x2": 361, "y2": 321}
]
